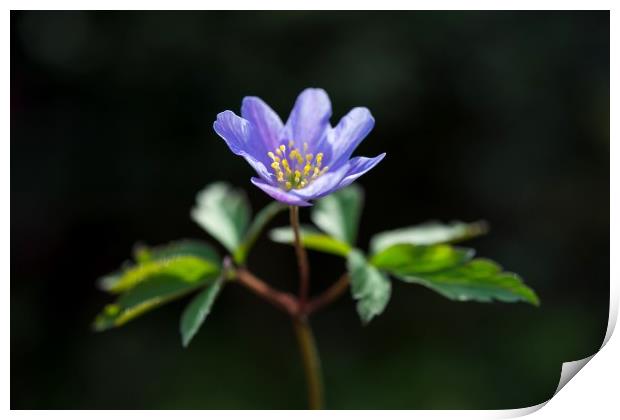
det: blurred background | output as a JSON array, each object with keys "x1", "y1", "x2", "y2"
[{"x1": 11, "y1": 11, "x2": 609, "y2": 409}]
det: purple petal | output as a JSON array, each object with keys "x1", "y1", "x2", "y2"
[
  {"x1": 327, "y1": 107, "x2": 375, "y2": 167},
  {"x1": 290, "y1": 164, "x2": 351, "y2": 200},
  {"x1": 213, "y1": 110, "x2": 251, "y2": 155},
  {"x1": 214, "y1": 111, "x2": 271, "y2": 180},
  {"x1": 251, "y1": 177, "x2": 312, "y2": 207},
  {"x1": 240, "y1": 153, "x2": 272, "y2": 181},
  {"x1": 283, "y1": 88, "x2": 332, "y2": 150},
  {"x1": 241, "y1": 96, "x2": 284, "y2": 153},
  {"x1": 336, "y1": 153, "x2": 386, "y2": 189}
]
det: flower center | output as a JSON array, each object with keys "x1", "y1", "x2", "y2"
[{"x1": 267, "y1": 141, "x2": 329, "y2": 191}]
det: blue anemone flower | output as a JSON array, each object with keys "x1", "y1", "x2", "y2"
[{"x1": 213, "y1": 88, "x2": 386, "y2": 206}]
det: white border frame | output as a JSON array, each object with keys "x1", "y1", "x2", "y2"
[{"x1": 5, "y1": 2, "x2": 616, "y2": 418}]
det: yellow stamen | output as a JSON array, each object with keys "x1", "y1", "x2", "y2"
[
  {"x1": 267, "y1": 144, "x2": 329, "y2": 191},
  {"x1": 288, "y1": 149, "x2": 300, "y2": 165},
  {"x1": 282, "y1": 159, "x2": 292, "y2": 175}
]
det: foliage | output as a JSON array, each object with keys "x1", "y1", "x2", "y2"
[
  {"x1": 347, "y1": 249, "x2": 391, "y2": 324},
  {"x1": 311, "y1": 184, "x2": 364, "y2": 245},
  {"x1": 180, "y1": 274, "x2": 225, "y2": 347},
  {"x1": 93, "y1": 240, "x2": 221, "y2": 332},
  {"x1": 268, "y1": 184, "x2": 539, "y2": 322},
  {"x1": 269, "y1": 226, "x2": 352, "y2": 257},
  {"x1": 95, "y1": 181, "x2": 539, "y2": 346}
]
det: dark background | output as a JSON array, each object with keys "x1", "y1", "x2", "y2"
[{"x1": 11, "y1": 11, "x2": 609, "y2": 409}]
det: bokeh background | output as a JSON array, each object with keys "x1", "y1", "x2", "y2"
[{"x1": 11, "y1": 11, "x2": 609, "y2": 409}]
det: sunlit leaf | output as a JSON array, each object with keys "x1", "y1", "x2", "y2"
[
  {"x1": 370, "y1": 244, "x2": 474, "y2": 275},
  {"x1": 180, "y1": 274, "x2": 225, "y2": 347},
  {"x1": 347, "y1": 249, "x2": 391, "y2": 324},
  {"x1": 234, "y1": 201, "x2": 285, "y2": 263},
  {"x1": 93, "y1": 269, "x2": 220, "y2": 331},
  {"x1": 395, "y1": 259, "x2": 539, "y2": 306},
  {"x1": 135, "y1": 239, "x2": 220, "y2": 264},
  {"x1": 94, "y1": 239, "x2": 222, "y2": 333},
  {"x1": 311, "y1": 184, "x2": 364, "y2": 245},
  {"x1": 269, "y1": 226, "x2": 352, "y2": 257},
  {"x1": 369, "y1": 220, "x2": 489, "y2": 254},
  {"x1": 99, "y1": 255, "x2": 219, "y2": 294},
  {"x1": 97, "y1": 271, "x2": 123, "y2": 292},
  {"x1": 191, "y1": 182, "x2": 250, "y2": 253}
]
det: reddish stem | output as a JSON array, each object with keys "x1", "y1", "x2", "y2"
[
  {"x1": 235, "y1": 268, "x2": 299, "y2": 316},
  {"x1": 290, "y1": 206, "x2": 310, "y2": 308},
  {"x1": 306, "y1": 274, "x2": 350, "y2": 314}
]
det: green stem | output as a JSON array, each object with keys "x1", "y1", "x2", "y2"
[{"x1": 292, "y1": 317, "x2": 324, "y2": 410}]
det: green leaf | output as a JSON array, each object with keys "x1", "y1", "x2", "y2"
[
  {"x1": 191, "y1": 182, "x2": 251, "y2": 253},
  {"x1": 370, "y1": 244, "x2": 474, "y2": 275},
  {"x1": 234, "y1": 201, "x2": 286, "y2": 264},
  {"x1": 369, "y1": 220, "x2": 489, "y2": 254},
  {"x1": 99, "y1": 255, "x2": 220, "y2": 294},
  {"x1": 180, "y1": 274, "x2": 225, "y2": 347},
  {"x1": 395, "y1": 259, "x2": 539, "y2": 306},
  {"x1": 136, "y1": 239, "x2": 220, "y2": 264},
  {"x1": 97, "y1": 271, "x2": 123, "y2": 292},
  {"x1": 269, "y1": 226, "x2": 352, "y2": 257},
  {"x1": 311, "y1": 184, "x2": 364, "y2": 244},
  {"x1": 93, "y1": 269, "x2": 220, "y2": 331},
  {"x1": 94, "y1": 239, "x2": 222, "y2": 332},
  {"x1": 347, "y1": 249, "x2": 392, "y2": 324}
]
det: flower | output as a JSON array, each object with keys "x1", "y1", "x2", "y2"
[{"x1": 213, "y1": 88, "x2": 386, "y2": 206}]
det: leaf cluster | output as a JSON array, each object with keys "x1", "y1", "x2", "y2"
[
  {"x1": 94, "y1": 182, "x2": 539, "y2": 345},
  {"x1": 270, "y1": 185, "x2": 539, "y2": 323},
  {"x1": 94, "y1": 183, "x2": 285, "y2": 347}
]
